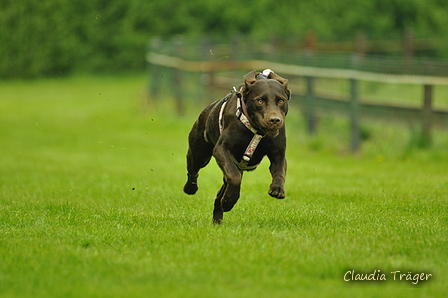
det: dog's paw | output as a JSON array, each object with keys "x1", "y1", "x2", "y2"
[
  {"x1": 213, "y1": 209, "x2": 223, "y2": 225},
  {"x1": 183, "y1": 182, "x2": 198, "y2": 195},
  {"x1": 268, "y1": 186, "x2": 285, "y2": 199}
]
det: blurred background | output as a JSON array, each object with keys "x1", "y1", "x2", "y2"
[
  {"x1": 2, "y1": 0, "x2": 448, "y2": 78},
  {"x1": 1, "y1": 0, "x2": 448, "y2": 154}
]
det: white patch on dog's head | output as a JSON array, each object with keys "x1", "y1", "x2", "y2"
[{"x1": 262, "y1": 69, "x2": 273, "y2": 77}]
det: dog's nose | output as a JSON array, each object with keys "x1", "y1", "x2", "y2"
[{"x1": 269, "y1": 116, "x2": 282, "y2": 126}]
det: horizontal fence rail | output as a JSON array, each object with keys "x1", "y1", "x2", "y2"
[
  {"x1": 147, "y1": 52, "x2": 448, "y2": 86},
  {"x1": 146, "y1": 36, "x2": 448, "y2": 152}
]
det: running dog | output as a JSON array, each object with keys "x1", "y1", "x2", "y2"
[{"x1": 183, "y1": 69, "x2": 291, "y2": 224}]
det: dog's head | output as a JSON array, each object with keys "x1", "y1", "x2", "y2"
[{"x1": 241, "y1": 70, "x2": 291, "y2": 137}]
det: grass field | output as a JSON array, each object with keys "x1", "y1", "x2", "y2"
[{"x1": 0, "y1": 75, "x2": 447, "y2": 297}]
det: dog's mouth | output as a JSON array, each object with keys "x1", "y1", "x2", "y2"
[
  {"x1": 265, "y1": 128, "x2": 280, "y2": 138},
  {"x1": 252, "y1": 115, "x2": 283, "y2": 138}
]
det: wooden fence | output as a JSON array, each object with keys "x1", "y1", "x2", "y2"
[{"x1": 146, "y1": 36, "x2": 448, "y2": 152}]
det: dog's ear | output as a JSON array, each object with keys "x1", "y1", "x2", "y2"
[
  {"x1": 243, "y1": 70, "x2": 257, "y2": 88},
  {"x1": 269, "y1": 72, "x2": 288, "y2": 86},
  {"x1": 270, "y1": 72, "x2": 291, "y2": 100}
]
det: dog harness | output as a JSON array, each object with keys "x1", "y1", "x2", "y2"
[{"x1": 218, "y1": 88, "x2": 265, "y2": 171}]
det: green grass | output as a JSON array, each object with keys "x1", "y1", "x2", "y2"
[{"x1": 0, "y1": 75, "x2": 447, "y2": 297}]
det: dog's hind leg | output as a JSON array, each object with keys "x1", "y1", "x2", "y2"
[
  {"x1": 183, "y1": 146, "x2": 213, "y2": 194},
  {"x1": 183, "y1": 128, "x2": 214, "y2": 195}
]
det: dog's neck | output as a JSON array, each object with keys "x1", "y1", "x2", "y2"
[
  {"x1": 235, "y1": 95, "x2": 258, "y2": 135},
  {"x1": 233, "y1": 87, "x2": 259, "y2": 134},
  {"x1": 217, "y1": 89, "x2": 265, "y2": 171}
]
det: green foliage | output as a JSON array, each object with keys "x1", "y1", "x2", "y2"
[{"x1": 1, "y1": 0, "x2": 448, "y2": 78}]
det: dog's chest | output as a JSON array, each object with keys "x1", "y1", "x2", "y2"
[{"x1": 227, "y1": 134, "x2": 268, "y2": 171}]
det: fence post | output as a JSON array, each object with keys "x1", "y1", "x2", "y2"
[
  {"x1": 305, "y1": 76, "x2": 316, "y2": 135},
  {"x1": 351, "y1": 32, "x2": 367, "y2": 70},
  {"x1": 356, "y1": 32, "x2": 367, "y2": 60},
  {"x1": 173, "y1": 36, "x2": 185, "y2": 116},
  {"x1": 404, "y1": 29, "x2": 414, "y2": 61},
  {"x1": 148, "y1": 37, "x2": 162, "y2": 99},
  {"x1": 232, "y1": 34, "x2": 241, "y2": 61},
  {"x1": 422, "y1": 84, "x2": 433, "y2": 146},
  {"x1": 305, "y1": 31, "x2": 316, "y2": 53},
  {"x1": 305, "y1": 30, "x2": 316, "y2": 67},
  {"x1": 201, "y1": 36, "x2": 215, "y2": 99},
  {"x1": 404, "y1": 29, "x2": 414, "y2": 73},
  {"x1": 350, "y1": 78, "x2": 361, "y2": 153}
]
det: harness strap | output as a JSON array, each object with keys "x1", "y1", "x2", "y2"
[
  {"x1": 235, "y1": 95, "x2": 258, "y2": 135},
  {"x1": 218, "y1": 101, "x2": 227, "y2": 134},
  {"x1": 218, "y1": 91, "x2": 232, "y2": 134},
  {"x1": 237, "y1": 133, "x2": 264, "y2": 170},
  {"x1": 218, "y1": 88, "x2": 265, "y2": 171}
]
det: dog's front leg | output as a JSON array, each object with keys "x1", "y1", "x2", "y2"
[
  {"x1": 268, "y1": 154, "x2": 287, "y2": 199},
  {"x1": 212, "y1": 145, "x2": 242, "y2": 213}
]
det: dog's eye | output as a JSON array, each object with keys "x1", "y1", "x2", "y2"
[
  {"x1": 256, "y1": 99, "x2": 265, "y2": 105},
  {"x1": 278, "y1": 99, "x2": 285, "y2": 105}
]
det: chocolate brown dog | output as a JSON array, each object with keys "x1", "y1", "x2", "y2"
[{"x1": 183, "y1": 69, "x2": 291, "y2": 224}]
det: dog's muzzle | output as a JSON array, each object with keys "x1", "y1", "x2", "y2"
[{"x1": 261, "y1": 115, "x2": 283, "y2": 137}]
